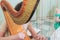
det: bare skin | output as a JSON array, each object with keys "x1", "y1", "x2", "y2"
[
  {"x1": 0, "y1": 0, "x2": 47, "y2": 40},
  {"x1": 0, "y1": 33, "x2": 25, "y2": 40},
  {"x1": 27, "y1": 22, "x2": 47, "y2": 40},
  {"x1": 55, "y1": 8, "x2": 60, "y2": 22},
  {"x1": 0, "y1": 22, "x2": 47, "y2": 40},
  {"x1": 0, "y1": 21, "x2": 7, "y2": 37},
  {"x1": 0, "y1": 32, "x2": 5, "y2": 37},
  {"x1": 0, "y1": 23, "x2": 25, "y2": 40}
]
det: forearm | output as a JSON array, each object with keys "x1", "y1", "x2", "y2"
[
  {"x1": 0, "y1": 32, "x2": 5, "y2": 37},
  {"x1": 0, "y1": 22, "x2": 7, "y2": 37},
  {"x1": 1, "y1": 0, "x2": 19, "y2": 17},
  {"x1": 0, "y1": 32, "x2": 25, "y2": 40},
  {"x1": 28, "y1": 23, "x2": 37, "y2": 38},
  {"x1": 0, "y1": 35, "x2": 19, "y2": 40},
  {"x1": 28, "y1": 23, "x2": 47, "y2": 40}
]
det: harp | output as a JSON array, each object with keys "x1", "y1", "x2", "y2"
[{"x1": 1, "y1": 0, "x2": 40, "y2": 40}]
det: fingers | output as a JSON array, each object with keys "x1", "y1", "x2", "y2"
[
  {"x1": 18, "y1": 32, "x2": 25, "y2": 40},
  {"x1": 34, "y1": 35, "x2": 48, "y2": 40}
]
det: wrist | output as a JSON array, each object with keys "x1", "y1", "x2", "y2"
[{"x1": 33, "y1": 34, "x2": 38, "y2": 39}]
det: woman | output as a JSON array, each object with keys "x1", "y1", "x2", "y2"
[
  {"x1": 51, "y1": 9, "x2": 60, "y2": 40},
  {"x1": 0, "y1": 0, "x2": 47, "y2": 40},
  {"x1": 50, "y1": 8, "x2": 60, "y2": 40},
  {"x1": 54, "y1": 8, "x2": 60, "y2": 30},
  {"x1": 0, "y1": 22, "x2": 47, "y2": 40}
]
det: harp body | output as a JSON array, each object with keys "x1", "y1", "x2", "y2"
[{"x1": 1, "y1": 0, "x2": 40, "y2": 40}]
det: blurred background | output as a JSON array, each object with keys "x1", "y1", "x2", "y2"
[{"x1": 0, "y1": 0, "x2": 60, "y2": 40}]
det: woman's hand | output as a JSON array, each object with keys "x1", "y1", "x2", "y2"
[
  {"x1": 34, "y1": 34, "x2": 47, "y2": 40},
  {"x1": 27, "y1": 22, "x2": 47, "y2": 40},
  {"x1": 17, "y1": 32, "x2": 25, "y2": 40},
  {"x1": 0, "y1": 32, "x2": 25, "y2": 40}
]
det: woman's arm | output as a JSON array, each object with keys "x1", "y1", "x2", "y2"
[
  {"x1": 27, "y1": 23, "x2": 37, "y2": 37},
  {"x1": 0, "y1": 32, "x2": 5, "y2": 37},
  {"x1": 0, "y1": 35, "x2": 18, "y2": 40},
  {"x1": 27, "y1": 22, "x2": 47, "y2": 40},
  {"x1": 0, "y1": 21, "x2": 7, "y2": 37},
  {"x1": 0, "y1": 32, "x2": 25, "y2": 40}
]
